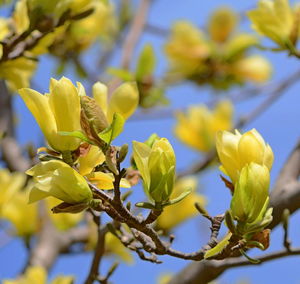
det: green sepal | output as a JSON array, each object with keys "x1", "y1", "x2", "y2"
[
  {"x1": 58, "y1": 130, "x2": 96, "y2": 145},
  {"x1": 98, "y1": 113, "x2": 125, "y2": 145},
  {"x1": 245, "y1": 241, "x2": 265, "y2": 250},
  {"x1": 135, "y1": 202, "x2": 156, "y2": 210},
  {"x1": 225, "y1": 210, "x2": 237, "y2": 235},
  {"x1": 162, "y1": 188, "x2": 192, "y2": 207},
  {"x1": 239, "y1": 249, "x2": 261, "y2": 264},
  {"x1": 51, "y1": 202, "x2": 89, "y2": 214},
  {"x1": 204, "y1": 233, "x2": 232, "y2": 259},
  {"x1": 136, "y1": 44, "x2": 156, "y2": 80}
]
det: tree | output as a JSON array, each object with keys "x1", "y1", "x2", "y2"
[{"x1": 0, "y1": 0, "x2": 300, "y2": 283}]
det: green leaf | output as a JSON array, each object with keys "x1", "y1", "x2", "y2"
[
  {"x1": 107, "y1": 67, "x2": 134, "y2": 81},
  {"x1": 162, "y1": 187, "x2": 192, "y2": 207},
  {"x1": 204, "y1": 233, "x2": 232, "y2": 259},
  {"x1": 136, "y1": 44, "x2": 156, "y2": 80},
  {"x1": 98, "y1": 113, "x2": 125, "y2": 145},
  {"x1": 239, "y1": 249, "x2": 261, "y2": 264},
  {"x1": 58, "y1": 131, "x2": 95, "y2": 145},
  {"x1": 245, "y1": 241, "x2": 265, "y2": 250},
  {"x1": 225, "y1": 210, "x2": 236, "y2": 234},
  {"x1": 135, "y1": 202, "x2": 156, "y2": 209}
]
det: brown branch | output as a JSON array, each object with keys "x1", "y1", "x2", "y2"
[{"x1": 84, "y1": 214, "x2": 107, "y2": 284}]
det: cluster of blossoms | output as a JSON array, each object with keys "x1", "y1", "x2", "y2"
[{"x1": 164, "y1": 7, "x2": 272, "y2": 89}]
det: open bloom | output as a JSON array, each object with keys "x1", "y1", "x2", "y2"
[
  {"x1": 216, "y1": 129, "x2": 274, "y2": 184},
  {"x1": 26, "y1": 160, "x2": 92, "y2": 204},
  {"x1": 19, "y1": 77, "x2": 81, "y2": 152},
  {"x1": 133, "y1": 138, "x2": 176, "y2": 203},
  {"x1": 174, "y1": 100, "x2": 233, "y2": 152}
]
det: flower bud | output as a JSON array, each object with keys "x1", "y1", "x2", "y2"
[
  {"x1": 26, "y1": 160, "x2": 92, "y2": 204},
  {"x1": 230, "y1": 163, "x2": 270, "y2": 224},
  {"x1": 216, "y1": 128, "x2": 274, "y2": 184},
  {"x1": 133, "y1": 138, "x2": 176, "y2": 204}
]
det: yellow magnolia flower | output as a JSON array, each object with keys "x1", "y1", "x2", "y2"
[
  {"x1": 132, "y1": 138, "x2": 176, "y2": 204},
  {"x1": 0, "y1": 57, "x2": 37, "y2": 91},
  {"x1": 46, "y1": 197, "x2": 83, "y2": 231},
  {"x1": 216, "y1": 129, "x2": 274, "y2": 184},
  {"x1": 174, "y1": 100, "x2": 233, "y2": 152},
  {"x1": 19, "y1": 77, "x2": 81, "y2": 152},
  {"x1": 208, "y1": 7, "x2": 237, "y2": 43},
  {"x1": 0, "y1": 169, "x2": 26, "y2": 215},
  {"x1": 3, "y1": 266, "x2": 73, "y2": 284},
  {"x1": 26, "y1": 160, "x2": 92, "y2": 204},
  {"x1": 248, "y1": 0, "x2": 295, "y2": 47},
  {"x1": 2, "y1": 188, "x2": 38, "y2": 237},
  {"x1": 164, "y1": 21, "x2": 210, "y2": 76},
  {"x1": 231, "y1": 163, "x2": 270, "y2": 224},
  {"x1": 92, "y1": 81, "x2": 139, "y2": 123},
  {"x1": 156, "y1": 177, "x2": 206, "y2": 231},
  {"x1": 231, "y1": 55, "x2": 272, "y2": 83}
]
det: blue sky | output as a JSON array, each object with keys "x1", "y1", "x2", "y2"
[{"x1": 1, "y1": 0, "x2": 300, "y2": 283}]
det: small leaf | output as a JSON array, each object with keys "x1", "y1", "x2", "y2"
[
  {"x1": 204, "y1": 233, "x2": 232, "y2": 259},
  {"x1": 136, "y1": 44, "x2": 156, "y2": 80},
  {"x1": 59, "y1": 131, "x2": 95, "y2": 145},
  {"x1": 107, "y1": 67, "x2": 134, "y2": 81},
  {"x1": 98, "y1": 113, "x2": 125, "y2": 145},
  {"x1": 245, "y1": 241, "x2": 265, "y2": 250},
  {"x1": 135, "y1": 202, "x2": 156, "y2": 209},
  {"x1": 225, "y1": 210, "x2": 236, "y2": 234},
  {"x1": 162, "y1": 188, "x2": 192, "y2": 207},
  {"x1": 239, "y1": 249, "x2": 261, "y2": 264},
  {"x1": 51, "y1": 202, "x2": 88, "y2": 213}
]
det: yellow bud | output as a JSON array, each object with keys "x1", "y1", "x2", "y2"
[
  {"x1": 231, "y1": 163, "x2": 270, "y2": 224},
  {"x1": 216, "y1": 128, "x2": 274, "y2": 184},
  {"x1": 108, "y1": 82, "x2": 139, "y2": 122},
  {"x1": 208, "y1": 7, "x2": 237, "y2": 43},
  {"x1": 133, "y1": 138, "x2": 176, "y2": 203},
  {"x1": 232, "y1": 55, "x2": 272, "y2": 83},
  {"x1": 26, "y1": 160, "x2": 92, "y2": 204}
]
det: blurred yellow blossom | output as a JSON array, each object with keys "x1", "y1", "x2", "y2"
[
  {"x1": 3, "y1": 266, "x2": 73, "y2": 284},
  {"x1": 174, "y1": 100, "x2": 233, "y2": 152},
  {"x1": 248, "y1": 0, "x2": 296, "y2": 47},
  {"x1": 0, "y1": 169, "x2": 26, "y2": 215},
  {"x1": 2, "y1": 188, "x2": 38, "y2": 237},
  {"x1": 156, "y1": 177, "x2": 206, "y2": 232}
]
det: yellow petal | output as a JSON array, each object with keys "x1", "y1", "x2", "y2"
[{"x1": 93, "y1": 81, "x2": 108, "y2": 116}]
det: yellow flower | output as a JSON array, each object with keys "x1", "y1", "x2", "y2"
[
  {"x1": 2, "y1": 188, "x2": 38, "y2": 237},
  {"x1": 231, "y1": 55, "x2": 272, "y2": 83},
  {"x1": 248, "y1": 0, "x2": 295, "y2": 47},
  {"x1": 0, "y1": 57, "x2": 37, "y2": 91},
  {"x1": 0, "y1": 169, "x2": 26, "y2": 215},
  {"x1": 164, "y1": 21, "x2": 210, "y2": 76},
  {"x1": 132, "y1": 138, "x2": 176, "y2": 204},
  {"x1": 12, "y1": 0, "x2": 30, "y2": 35},
  {"x1": 92, "y1": 81, "x2": 139, "y2": 123},
  {"x1": 156, "y1": 177, "x2": 206, "y2": 231},
  {"x1": 174, "y1": 100, "x2": 233, "y2": 152},
  {"x1": 26, "y1": 160, "x2": 92, "y2": 204},
  {"x1": 231, "y1": 163, "x2": 270, "y2": 224},
  {"x1": 46, "y1": 197, "x2": 83, "y2": 231},
  {"x1": 208, "y1": 7, "x2": 237, "y2": 43},
  {"x1": 19, "y1": 77, "x2": 81, "y2": 152},
  {"x1": 216, "y1": 129, "x2": 274, "y2": 184},
  {"x1": 3, "y1": 266, "x2": 73, "y2": 284}
]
